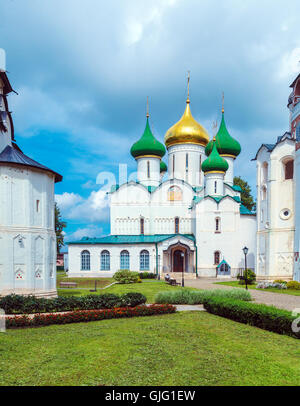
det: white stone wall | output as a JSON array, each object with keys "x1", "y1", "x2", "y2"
[
  {"x1": 167, "y1": 144, "x2": 205, "y2": 186},
  {"x1": 256, "y1": 140, "x2": 295, "y2": 280},
  {"x1": 194, "y1": 197, "x2": 256, "y2": 277},
  {"x1": 136, "y1": 156, "x2": 160, "y2": 187},
  {"x1": 68, "y1": 243, "x2": 158, "y2": 277},
  {"x1": 0, "y1": 165, "x2": 57, "y2": 297}
]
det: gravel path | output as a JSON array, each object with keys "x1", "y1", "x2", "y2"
[{"x1": 185, "y1": 278, "x2": 300, "y2": 311}]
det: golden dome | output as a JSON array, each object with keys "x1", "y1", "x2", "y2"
[{"x1": 164, "y1": 98, "x2": 210, "y2": 148}]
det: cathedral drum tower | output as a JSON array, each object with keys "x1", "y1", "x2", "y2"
[{"x1": 0, "y1": 70, "x2": 62, "y2": 297}]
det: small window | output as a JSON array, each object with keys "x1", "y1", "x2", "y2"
[
  {"x1": 215, "y1": 218, "x2": 220, "y2": 232},
  {"x1": 36, "y1": 200, "x2": 40, "y2": 212},
  {"x1": 214, "y1": 181, "x2": 217, "y2": 194},
  {"x1": 120, "y1": 250, "x2": 130, "y2": 270},
  {"x1": 147, "y1": 161, "x2": 150, "y2": 179},
  {"x1": 175, "y1": 217, "x2": 180, "y2": 234},
  {"x1": 81, "y1": 250, "x2": 90, "y2": 271},
  {"x1": 214, "y1": 251, "x2": 220, "y2": 265},
  {"x1": 186, "y1": 153, "x2": 189, "y2": 170},
  {"x1": 101, "y1": 250, "x2": 110, "y2": 271},
  {"x1": 284, "y1": 160, "x2": 294, "y2": 180},
  {"x1": 261, "y1": 186, "x2": 267, "y2": 201},
  {"x1": 140, "y1": 218, "x2": 144, "y2": 235},
  {"x1": 140, "y1": 250, "x2": 150, "y2": 271}
]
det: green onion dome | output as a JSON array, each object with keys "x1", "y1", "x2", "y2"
[
  {"x1": 160, "y1": 161, "x2": 167, "y2": 173},
  {"x1": 131, "y1": 117, "x2": 166, "y2": 159},
  {"x1": 205, "y1": 111, "x2": 241, "y2": 158},
  {"x1": 202, "y1": 138, "x2": 229, "y2": 174}
]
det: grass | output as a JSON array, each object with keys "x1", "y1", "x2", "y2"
[
  {"x1": 1, "y1": 311, "x2": 299, "y2": 386},
  {"x1": 215, "y1": 281, "x2": 300, "y2": 296},
  {"x1": 58, "y1": 280, "x2": 195, "y2": 303},
  {"x1": 56, "y1": 271, "x2": 113, "y2": 290}
]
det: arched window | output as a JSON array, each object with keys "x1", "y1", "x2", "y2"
[
  {"x1": 140, "y1": 218, "x2": 144, "y2": 235},
  {"x1": 215, "y1": 217, "x2": 221, "y2": 233},
  {"x1": 214, "y1": 181, "x2": 217, "y2": 194},
  {"x1": 214, "y1": 251, "x2": 221, "y2": 265},
  {"x1": 262, "y1": 162, "x2": 268, "y2": 184},
  {"x1": 168, "y1": 186, "x2": 182, "y2": 201},
  {"x1": 175, "y1": 217, "x2": 180, "y2": 234},
  {"x1": 284, "y1": 159, "x2": 294, "y2": 180},
  {"x1": 147, "y1": 161, "x2": 150, "y2": 179},
  {"x1": 140, "y1": 250, "x2": 150, "y2": 271},
  {"x1": 186, "y1": 153, "x2": 189, "y2": 169},
  {"x1": 199, "y1": 155, "x2": 202, "y2": 184},
  {"x1": 261, "y1": 186, "x2": 267, "y2": 201},
  {"x1": 81, "y1": 250, "x2": 90, "y2": 271},
  {"x1": 120, "y1": 250, "x2": 130, "y2": 270},
  {"x1": 101, "y1": 250, "x2": 110, "y2": 271}
]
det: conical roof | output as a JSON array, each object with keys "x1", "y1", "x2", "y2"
[
  {"x1": 131, "y1": 117, "x2": 166, "y2": 159},
  {"x1": 164, "y1": 98, "x2": 209, "y2": 148},
  {"x1": 205, "y1": 111, "x2": 241, "y2": 157},
  {"x1": 202, "y1": 138, "x2": 229, "y2": 174}
]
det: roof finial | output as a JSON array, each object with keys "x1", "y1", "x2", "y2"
[
  {"x1": 146, "y1": 96, "x2": 149, "y2": 118},
  {"x1": 222, "y1": 91, "x2": 224, "y2": 113},
  {"x1": 187, "y1": 70, "x2": 190, "y2": 103}
]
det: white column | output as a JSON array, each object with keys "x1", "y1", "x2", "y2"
[
  {"x1": 222, "y1": 156, "x2": 235, "y2": 185},
  {"x1": 204, "y1": 172, "x2": 225, "y2": 196}
]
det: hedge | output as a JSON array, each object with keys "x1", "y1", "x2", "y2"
[
  {"x1": 0, "y1": 293, "x2": 147, "y2": 315},
  {"x1": 203, "y1": 297, "x2": 300, "y2": 339},
  {"x1": 155, "y1": 288, "x2": 252, "y2": 305},
  {"x1": 5, "y1": 304, "x2": 176, "y2": 329}
]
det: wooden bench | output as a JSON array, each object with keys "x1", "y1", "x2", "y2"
[
  {"x1": 166, "y1": 278, "x2": 181, "y2": 286},
  {"x1": 59, "y1": 282, "x2": 78, "y2": 288}
]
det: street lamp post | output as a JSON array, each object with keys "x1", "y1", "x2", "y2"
[
  {"x1": 181, "y1": 252, "x2": 185, "y2": 287},
  {"x1": 242, "y1": 246, "x2": 249, "y2": 290}
]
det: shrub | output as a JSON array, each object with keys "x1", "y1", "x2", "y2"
[
  {"x1": 273, "y1": 279, "x2": 287, "y2": 285},
  {"x1": 5, "y1": 304, "x2": 176, "y2": 329},
  {"x1": 256, "y1": 281, "x2": 287, "y2": 290},
  {"x1": 0, "y1": 292, "x2": 146, "y2": 314},
  {"x1": 139, "y1": 272, "x2": 156, "y2": 279},
  {"x1": 237, "y1": 269, "x2": 256, "y2": 285},
  {"x1": 155, "y1": 288, "x2": 251, "y2": 305},
  {"x1": 203, "y1": 297, "x2": 300, "y2": 339},
  {"x1": 286, "y1": 281, "x2": 300, "y2": 290},
  {"x1": 113, "y1": 270, "x2": 140, "y2": 284},
  {"x1": 120, "y1": 293, "x2": 147, "y2": 307}
]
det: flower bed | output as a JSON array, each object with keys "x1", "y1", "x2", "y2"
[
  {"x1": 203, "y1": 297, "x2": 300, "y2": 339},
  {"x1": 5, "y1": 304, "x2": 176, "y2": 329},
  {"x1": 256, "y1": 282, "x2": 287, "y2": 290}
]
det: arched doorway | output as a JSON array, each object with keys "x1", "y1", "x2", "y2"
[{"x1": 173, "y1": 249, "x2": 184, "y2": 272}]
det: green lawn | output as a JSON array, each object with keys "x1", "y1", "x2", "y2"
[
  {"x1": 56, "y1": 271, "x2": 113, "y2": 290},
  {"x1": 215, "y1": 281, "x2": 300, "y2": 296},
  {"x1": 1, "y1": 311, "x2": 299, "y2": 386},
  {"x1": 58, "y1": 280, "x2": 195, "y2": 303}
]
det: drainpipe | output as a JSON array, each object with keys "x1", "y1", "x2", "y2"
[
  {"x1": 155, "y1": 242, "x2": 160, "y2": 280},
  {"x1": 195, "y1": 241, "x2": 198, "y2": 278}
]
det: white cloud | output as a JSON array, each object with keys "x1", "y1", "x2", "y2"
[
  {"x1": 55, "y1": 190, "x2": 109, "y2": 223},
  {"x1": 64, "y1": 225, "x2": 103, "y2": 242},
  {"x1": 277, "y1": 47, "x2": 300, "y2": 79},
  {"x1": 55, "y1": 192, "x2": 83, "y2": 211}
]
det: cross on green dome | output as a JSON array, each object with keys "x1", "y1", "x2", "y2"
[
  {"x1": 205, "y1": 111, "x2": 241, "y2": 158},
  {"x1": 130, "y1": 117, "x2": 166, "y2": 159}
]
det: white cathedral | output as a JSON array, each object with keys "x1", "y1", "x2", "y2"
[{"x1": 0, "y1": 70, "x2": 300, "y2": 297}]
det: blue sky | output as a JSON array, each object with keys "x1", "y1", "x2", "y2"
[{"x1": 1, "y1": 0, "x2": 300, "y2": 248}]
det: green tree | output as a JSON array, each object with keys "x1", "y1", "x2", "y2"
[
  {"x1": 233, "y1": 176, "x2": 256, "y2": 212},
  {"x1": 55, "y1": 203, "x2": 67, "y2": 254}
]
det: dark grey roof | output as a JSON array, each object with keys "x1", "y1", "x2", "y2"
[
  {"x1": 0, "y1": 144, "x2": 62, "y2": 182},
  {"x1": 252, "y1": 132, "x2": 293, "y2": 161}
]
